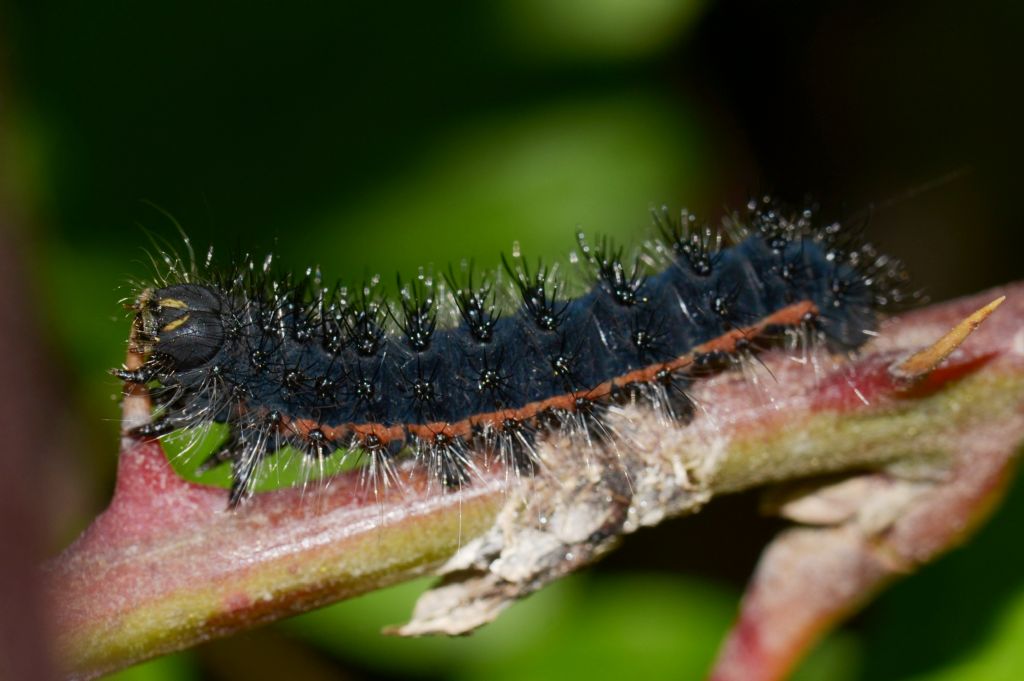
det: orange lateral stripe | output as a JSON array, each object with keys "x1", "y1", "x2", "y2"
[{"x1": 281, "y1": 300, "x2": 817, "y2": 447}]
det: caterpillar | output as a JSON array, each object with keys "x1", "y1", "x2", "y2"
[{"x1": 114, "y1": 198, "x2": 909, "y2": 507}]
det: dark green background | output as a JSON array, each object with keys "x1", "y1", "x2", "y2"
[{"x1": 2, "y1": 1, "x2": 1023, "y2": 679}]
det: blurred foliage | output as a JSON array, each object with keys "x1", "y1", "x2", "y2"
[{"x1": 2, "y1": 0, "x2": 1023, "y2": 679}]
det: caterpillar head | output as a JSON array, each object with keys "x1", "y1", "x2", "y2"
[{"x1": 132, "y1": 284, "x2": 226, "y2": 371}]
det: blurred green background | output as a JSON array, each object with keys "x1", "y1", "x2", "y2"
[{"x1": 1, "y1": 0, "x2": 1023, "y2": 679}]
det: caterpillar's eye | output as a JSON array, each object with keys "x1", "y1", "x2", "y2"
[{"x1": 136, "y1": 284, "x2": 226, "y2": 371}]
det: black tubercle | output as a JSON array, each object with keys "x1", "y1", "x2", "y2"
[
  {"x1": 117, "y1": 200, "x2": 910, "y2": 504},
  {"x1": 346, "y1": 286, "x2": 386, "y2": 357},
  {"x1": 446, "y1": 264, "x2": 500, "y2": 343},
  {"x1": 396, "y1": 274, "x2": 437, "y2": 352},
  {"x1": 653, "y1": 207, "x2": 720, "y2": 276},
  {"x1": 577, "y1": 232, "x2": 647, "y2": 307},
  {"x1": 503, "y1": 255, "x2": 568, "y2": 332}
]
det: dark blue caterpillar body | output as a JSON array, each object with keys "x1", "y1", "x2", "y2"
[{"x1": 116, "y1": 200, "x2": 908, "y2": 505}]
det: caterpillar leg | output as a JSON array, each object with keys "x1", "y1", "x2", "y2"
[
  {"x1": 127, "y1": 418, "x2": 177, "y2": 439},
  {"x1": 196, "y1": 433, "x2": 239, "y2": 474}
]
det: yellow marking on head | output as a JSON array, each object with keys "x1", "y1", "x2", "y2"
[
  {"x1": 159, "y1": 298, "x2": 189, "y2": 310},
  {"x1": 161, "y1": 314, "x2": 190, "y2": 332}
]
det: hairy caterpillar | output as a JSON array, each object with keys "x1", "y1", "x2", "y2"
[{"x1": 114, "y1": 198, "x2": 909, "y2": 506}]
